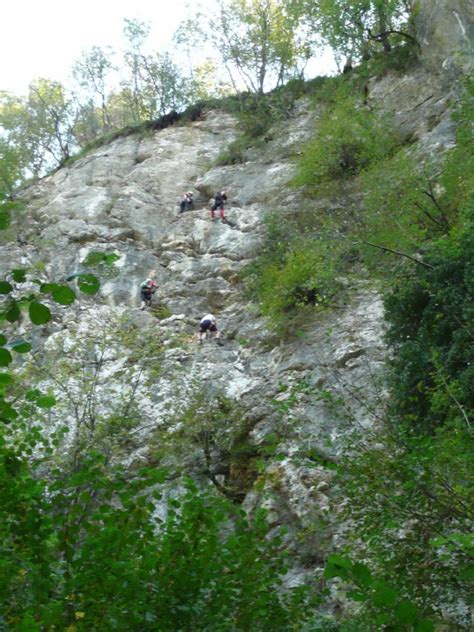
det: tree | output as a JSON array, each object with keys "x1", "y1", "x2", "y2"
[
  {"x1": 178, "y1": 0, "x2": 314, "y2": 95},
  {"x1": 121, "y1": 18, "x2": 151, "y2": 123},
  {"x1": 0, "y1": 80, "x2": 77, "y2": 181},
  {"x1": 137, "y1": 51, "x2": 188, "y2": 117},
  {"x1": 0, "y1": 139, "x2": 22, "y2": 194},
  {"x1": 0, "y1": 91, "x2": 47, "y2": 178},
  {"x1": 73, "y1": 46, "x2": 116, "y2": 133},
  {"x1": 306, "y1": 0, "x2": 413, "y2": 67},
  {"x1": 26, "y1": 78, "x2": 77, "y2": 163},
  {"x1": 121, "y1": 19, "x2": 189, "y2": 121}
]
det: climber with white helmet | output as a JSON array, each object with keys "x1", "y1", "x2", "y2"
[
  {"x1": 179, "y1": 191, "x2": 194, "y2": 214},
  {"x1": 139, "y1": 277, "x2": 158, "y2": 310},
  {"x1": 198, "y1": 313, "x2": 221, "y2": 343}
]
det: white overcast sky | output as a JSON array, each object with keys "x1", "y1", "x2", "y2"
[
  {"x1": 1, "y1": 0, "x2": 336, "y2": 96},
  {"x1": 1, "y1": 0, "x2": 198, "y2": 95}
]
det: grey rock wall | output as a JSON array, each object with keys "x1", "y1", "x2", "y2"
[
  {"x1": 415, "y1": 0, "x2": 474, "y2": 72},
  {"x1": 5, "y1": 99, "x2": 389, "y2": 586},
  {"x1": 3, "y1": 4, "x2": 468, "y2": 591}
]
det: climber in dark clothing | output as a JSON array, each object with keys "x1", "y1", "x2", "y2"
[
  {"x1": 199, "y1": 313, "x2": 221, "y2": 343},
  {"x1": 140, "y1": 278, "x2": 158, "y2": 309},
  {"x1": 210, "y1": 190, "x2": 227, "y2": 221},
  {"x1": 179, "y1": 191, "x2": 194, "y2": 214}
]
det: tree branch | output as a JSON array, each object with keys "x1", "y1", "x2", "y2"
[
  {"x1": 336, "y1": 231, "x2": 434, "y2": 269},
  {"x1": 367, "y1": 28, "x2": 419, "y2": 48}
]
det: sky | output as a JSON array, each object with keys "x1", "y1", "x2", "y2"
[
  {"x1": 1, "y1": 0, "x2": 196, "y2": 95},
  {"x1": 1, "y1": 0, "x2": 336, "y2": 96}
]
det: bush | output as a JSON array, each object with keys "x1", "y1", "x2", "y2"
[
  {"x1": 292, "y1": 86, "x2": 400, "y2": 190},
  {"x1": 244, "y1": 214, "x2": 343, "y2": 333},
  {"x1": 382, "y1": 78, "x2": 474, "y2": 428},
  {"x1": 384, "y1": 218, "x2": 474, "y2": 429},
  {"x1": 0, "y1": 431, "x2": 315, "y2": 630},
  {"x1": 353, "y1": 150, "x2": 451, "y2": 271},
  {"x1": 330, "y1": 422, "x2": 473, "y2": 630}
]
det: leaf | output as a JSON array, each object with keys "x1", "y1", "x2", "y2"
[
  {"x1": 352, "y1": 562, "x2": 373, "y2": 588},
  {"x1": 347, "y1": 590, "x2": 367, "y2": 602},
  {"x1": 40, "y1": 282, "x2": 60, "y2": 293},
  {"x1": 37, "y1": 395, "x2": 57, "y2": 409},
  {"x1": 83, "y1": 251, "x2": 107, "y2": 265},
  {"x1": 394, "y1": 600, "x2": 418, "y2": 624},
  {"x1": 0, "y1": 281, "x2": 13, "y2": 294},
  {"x1": 26, "y1": 389, "x2": 42, "y2": 401},
  {"x1": 0, "y1": 334, "x2": 6, "y2": 345},
  {"x1": 326, "y1": 554, "x2": 352, "y2": 569},
  {"x1": 1, "y1": 200, "x2": 22, "y2": 212},
  {"x1": 0, "y1": 373, "x2": 13, "y2": 384},
  {"x1": 459, "y1": 564, "x2": 474, "y2": 581},
  {"x1": 10, "y1": 340, "x2": 32, "y2": 353},
  {"x1": 0, "y1": 399, "x2": 18, "y2": 420},
  {"x1": 324, "y1": 553, "x2": 352, "y2": 580},
  {"x1": 0, "y1": 209, "x2": 11, "y2": 230},
  {"x1": 372, "y1": 583, "x2": 398, "y2": 607},
  {"x1": 0, "y1": 348, "x2": 13, "y2": 367},
  {"x1": 104, "y1": 253, "x2": 120, "y2": 265},
  {"x1": 77, "y1": 273, "x2": 100, "y2": 295},
  {"x1": 12, "y1": 268, "x2": 27, "y2": 282},
  {"x1": 52, "y1": 285, "x2": 76, "y2": 305},
  {"x1": 414, "y1": 620, "x2": 435, "y2": 632},
  {"x1": 5, "y1": 301, "x2": 21, "y2": 323},
  {"x1": 29, "y1": 301, "x2": 52, "y2": 325}
]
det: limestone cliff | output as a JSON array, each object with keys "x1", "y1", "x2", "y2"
[{"x1": 1, "y1": 0, "x2": 471, "y2": 613}]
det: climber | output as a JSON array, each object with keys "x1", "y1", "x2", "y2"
[
  {"x1": 210, "y1": 189, "x2": 227, "y2": 222},
  {"x1": 199, "y1": 313, "x2": 221, "y2": 343},
  {"x1": 139, "y1": 278, "x2": 158, "y2": 310},
  {"x1": 179, "y1": 191, "x2": 194, "y2": 214}
]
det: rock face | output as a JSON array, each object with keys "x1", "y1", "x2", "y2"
[
  {"x1": 3, "y1": 96, "x2": 390, "y2": 586},
  {"x1": 2, "y1": 0, "x2": 470, "y2": 597},
  {"x1": 415, "y1": 0, "x2": 474, "y2": 72}
]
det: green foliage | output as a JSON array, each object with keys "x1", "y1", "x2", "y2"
[
  {"x1": 293, "y1": 86, "x2": 400, "y2": 190},
  {"x1": 180, "y1": 0, "x2": 314, "y2": 96},
  {"x1": 80, "y1": 249, "x2": 121, "y2": 281},
  {"x1": 322, "y1": 78, "x2": 474, "y2": 631},
  {"x1": 244, "y1": 213, "x2": 344, "y2": 333},
  {"x1": 215, "y1": 133, "x2": 263, "y2": 166},
  {"x1": 149, "y1": 385, "x2": 259, "y2": 502},
  {"x1": 0, "y1": 184, "x2": 313, "y2": 628},
  {"x1": 307, "y1": 0, "x2": 414, "y2": 64},
  {"x1": 329, "y1": 422, "x2": 473, "y2": 630},
  {"x1": 0, "y1": 428, "x2": 313, "y2": 630},
  {"x1": 439, "y1": 76, "x2": 474, "y2": 216},
  {"x1": 214, "y1": 82, "x2": 325, "y2": 166},
  {"x1": 28, "y1": 300, "x2": 52, "y2": 325},
  {"x1": 0, "y1": 260, "x2": 102, "y2": 329},
  {"x1": 353, "y1": 150, "x2": 450, "y2": 270},
  {"x1": 382, "y1": 77, "x2": 474, "y2": 425},
  {"x1": 352, "y1": 42, "x2": 420, "y2": 81},
  {"x1": 384, "y1": 222, "x2": 474, "y2": 429},
  {"x1": 0, "y1": 140, "x2": 23, "y2": 195},
  {"x1": 0, "y1": 79, "x2": 76, "y2": 181},
  {"x1": 324, "y1": 554, "x2": 434, "y2": 630}
]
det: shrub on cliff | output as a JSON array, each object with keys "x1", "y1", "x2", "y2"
[{"x1": 292, "y1": 85, "x2": 400, "y2": 191}]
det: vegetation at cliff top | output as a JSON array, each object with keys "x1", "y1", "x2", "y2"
[{"x1": 0, "y1": 0, "x2": 413, "y2": 191}]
